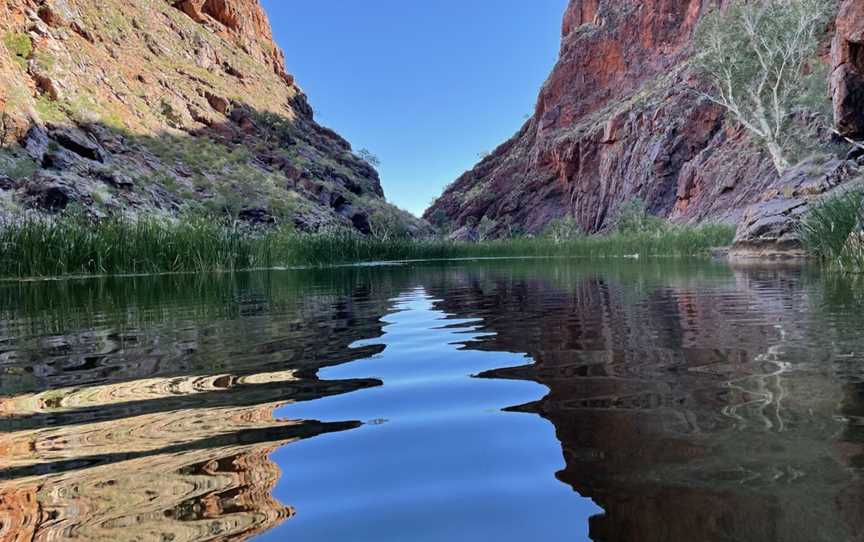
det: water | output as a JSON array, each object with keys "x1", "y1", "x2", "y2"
[{"x1": 0, "y1": 259, "x2": 863, "y2": 541}]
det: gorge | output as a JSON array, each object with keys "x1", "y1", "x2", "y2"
[{"x1": 425, "y1": 0, "x2": 864, "y2": 255}]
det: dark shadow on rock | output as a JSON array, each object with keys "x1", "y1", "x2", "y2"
[{"x1": 0, "y1": 102, "x2": 427, "y2": 235}]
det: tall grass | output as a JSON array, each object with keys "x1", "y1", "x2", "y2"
[
  {"x1": 798, "y1": 189, "x2": 864, "y2": 272},
  {"x1": 0, "y1": 213, "x2": 735, "y2": 279}
]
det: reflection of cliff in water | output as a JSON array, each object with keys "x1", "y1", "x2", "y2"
[
  {"x1": 0, "y1": 269, "x2": 410, "y2": 541},
  {"x1": 427, "y1": 264, "x2": 864, "y2": 542}
]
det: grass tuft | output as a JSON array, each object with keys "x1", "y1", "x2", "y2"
[
  {"x1": 798, "y1": 188, "x2": 864, "y2": 272},
  {"x1": 0, "y1": 212, "x2": 735, "y2": 279}
]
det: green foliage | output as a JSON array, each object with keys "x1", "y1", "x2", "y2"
[
  {"x1": 614, "y1": 198, "x2": 667, "y2": 234},
  {"x1": 693, "y1": 0, "x2": 834, "y2": 173},
  {"x1": 34, "y1": 51, "x2": 56, "y2": 72},
  {"x1": 356, "y1": 148, "x2": 381, "y2": 168},
  {"x1": 3, "y1": 32, "x2": 32, "y2": 69},
  {"x1": 542, "y1": 216, "x2": 583, "y2": 242},
  {"x1": 366, "y1": 201, "x2": 416, "y2": 240},
  {"x1": 0, "y1": 211, "x2": 736, "y2": 279},
  {"x1": 34, "y1": 95, "x2": 67, "y2": 123},
  {"x1": 799, "y1": 188, "x2": 864, "y2": 271},
  {"x1": 0, "y1": 148, "x2": 38, "y2": 180},
  {"x1": 251, "y1": 110, "x2": 296, "y2": 147},
  {"x1": 477, "y1": 216, "x2": 497, "y2": 241},
  {"x1": 159, "y1": 99, "x2": 184, "y2": 126}
]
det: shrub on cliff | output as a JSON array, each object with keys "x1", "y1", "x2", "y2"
[
  {"x1": 614, "y1": 198, "x2": 667, "y2": 235},
  {"x1": 356, "y1": 148, "x2": 381, "y2": 168},
  {"x1": 693, "y1": 0, "x2": 834, "y2": 175}
]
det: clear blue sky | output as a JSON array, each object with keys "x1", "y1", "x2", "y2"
[{"x1": 261, "y1": 0, "x2": 568, "y2": 216}]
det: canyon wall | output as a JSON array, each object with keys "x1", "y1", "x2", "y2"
[
  {"x1": 426, "y1": 0, "x2": 864, "y2": 250},
  {"x1": 0, "y1": 0, "x2": 424, "y2": 233}
]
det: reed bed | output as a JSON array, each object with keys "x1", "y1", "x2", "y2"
[
  {"x1": 0, "y1": 214, "x2": 735, "y2": 279},
  {"x1": 798, "y1": 188, "x2": 864, "y2": 273}
]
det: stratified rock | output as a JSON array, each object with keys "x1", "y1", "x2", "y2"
[
  {"x1": 425, "y1": 0, "x2": 777, "y2": 236},
  {"x1": 425, "y1": 0, "x2": 859, "y2": 250},
  {"x1": 37, "y1": 0, "x2": 79, "y2": 28},
  {"x1": 48, "y1": 125, "x2": 105, "y2": 162},
  {"x1": 731, "y1": 159, "x2": 861, "y2": 258},
  {"x1": 447, "y1": 226, "x2": 479, "y2": 243},
  {"x1": 832, "y1": 0, "x2": 864, "y2": 137},
  {"x1": 24, "y1": 125, "x2": 49, "y2": 162}
]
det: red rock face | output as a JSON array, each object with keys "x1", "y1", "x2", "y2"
[
  {"x1": 832, "y1": 0, "x2": 864, "y2": 137},
  {"x1": 0, "y1": 0, "x2": 431, "y2": 234},
  {"x1": 173, "y1": 0, "x2": 293, "y2": 84},
  {"x1": 424, "y1": 0, "x2": 851, "y2": 240}
]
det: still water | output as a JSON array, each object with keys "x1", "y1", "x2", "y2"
[{"x1": 0, "y1": 260, "x2": 863, "y2": 541}]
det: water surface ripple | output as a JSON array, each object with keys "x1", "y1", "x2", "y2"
[{"x1": 0, "y1": 260, "x2": 862, "y2": 541}]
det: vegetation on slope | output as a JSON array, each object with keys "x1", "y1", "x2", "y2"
[{"x1": 693, "y1": 0, "x2": 834, "y2": 175}]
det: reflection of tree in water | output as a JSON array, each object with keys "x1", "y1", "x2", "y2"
[
  {"x1": 0, "y1": 269, "x2": 411, "y2": 541},
  {"x1": 426, "y1": 263, "x2": 864, "y2": 542}
]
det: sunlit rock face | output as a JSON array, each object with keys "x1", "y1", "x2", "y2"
[
  {"x1": 425, "y1": 0, "x2": 860, "y2": 251},
  {"x1": 0, "y1": 0, "x2": 427, "y2": 234},
  {"x1": 425, "y1": 264, "x2": 864, "y2": 542}
]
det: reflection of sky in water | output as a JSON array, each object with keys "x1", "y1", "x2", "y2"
[
  {"x1": 1, "y1": 261, "x2": 864, "y2": 542},
  {"x1": 269, "y1": 288, "x2": 601, "y2": 541}
]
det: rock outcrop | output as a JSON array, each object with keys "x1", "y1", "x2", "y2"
[
  {"x1": 832, "y1": 0, "x2": 864, "y2": 138},
  {"x1": 425, "y1": 0, "x2": 864, "y2": 252},
  {"x1": 0, "y1": 0, "x2": 425, "y2": 234}
]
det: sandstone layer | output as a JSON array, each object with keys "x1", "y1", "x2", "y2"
[
  {"x1": 0, "y1": 0, "x2": 424, "y2": 233},
  {"x1": 425, "y1": 0, "x2": 864, "y2": 251}
]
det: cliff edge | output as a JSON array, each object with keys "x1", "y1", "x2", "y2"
[{"x1": 425, "y1": 0, "x2": 864, "y2": 253}]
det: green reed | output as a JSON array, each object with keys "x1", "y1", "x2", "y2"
[
  {"x1": 798, "y1": 188, "x2": 864, "y2": 272},
  {"x1": 0, "y1": 214, "x2": 735, "y2": 279}
]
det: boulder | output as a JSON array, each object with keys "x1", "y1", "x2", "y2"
[
  {"x1": 24, "y1": 171, "x2": 78, "y2": 211},
  {"x1": 48, "y1": 126, "x2": 105, "y2": 162},
  {"x1": 730, "y1": 160, "x2": 861, "y2": 258},
  {"x1": 24, "y1": 125, "x2": 50, "y2": 162},
  {"x1": 36, "y1": 0, "x2": 79, "y2": 28}
]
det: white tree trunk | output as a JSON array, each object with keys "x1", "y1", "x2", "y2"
[{"x1": 765, "y1": 140, "x2": 790, "y2": 175}]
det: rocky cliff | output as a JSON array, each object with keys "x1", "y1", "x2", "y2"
[
  {"x1": 425, "y1": 0, "x2": 864, "y2": 250},
  {"x1": 0, "y1": 0, "x2": 423, "y2": 233}
]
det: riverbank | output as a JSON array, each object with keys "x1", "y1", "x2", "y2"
[{"x1": 0, "y1": 214, "x2": 735, "y2": 279}]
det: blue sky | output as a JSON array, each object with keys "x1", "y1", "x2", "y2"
[{"x1": 262, "y1": 0, "x2": 568, "y2": 216}]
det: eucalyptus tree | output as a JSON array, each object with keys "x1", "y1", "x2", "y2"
[{"x1": 693, "y1": 0, "x2": 834, "y2": 175}]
